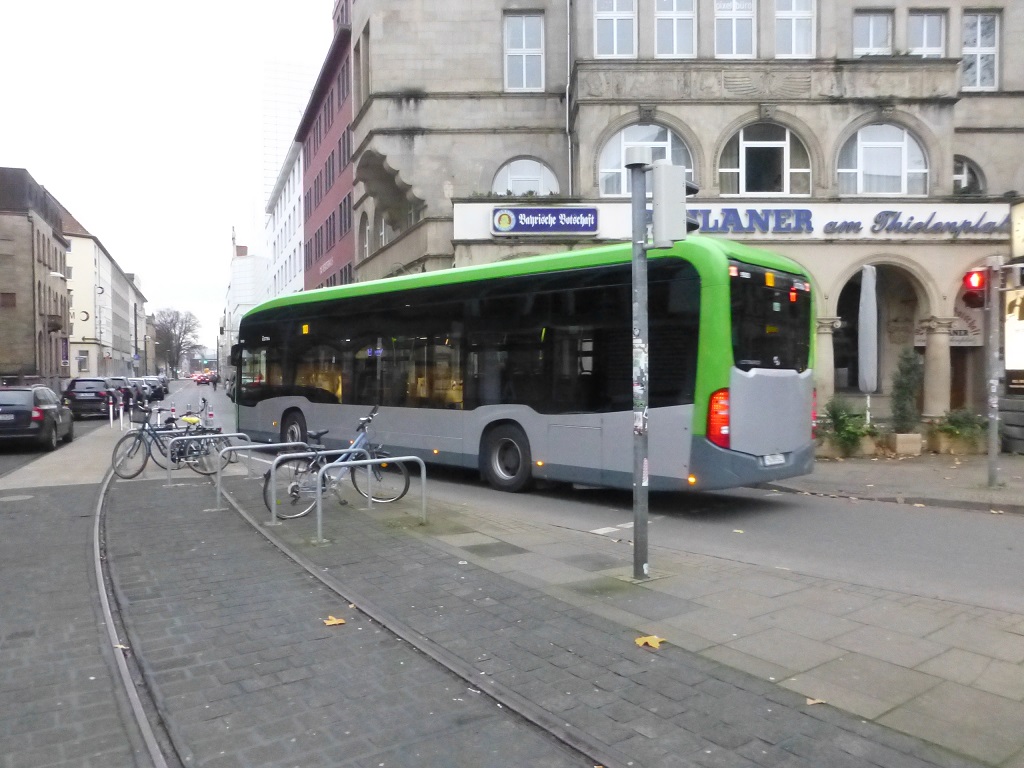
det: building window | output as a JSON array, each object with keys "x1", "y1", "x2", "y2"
[
  {"x1": 655, "y1": 0, "x2": 696, "y2": 58},
  {"x1": 853, "y1": 12, "x2": 892, "y2": 56},
  {"x1": 719, "y1": 123, "x2": 811, "y2": 195},
  {"x1": 599, "y1": 124, "x2": 694, "y2": 197},
  {"x1": 595, "y1": 0, "x2": 636, "y2": 58},
  {"x1": 77, "y1": 351, "x2": 89, "y2": 372},
  {"x1": 775, "y1": 0, "x2": 813, "y2": 58},
  {"x1": 962, "y1": 13, "x2": 998, "y2": 91},
  {"x1": 837, "y1": 124, "x2": 928, "y2": 196},
  {"x1": 359, "y1": 214, "x2": 370, "y2": 261},
  {"x1": 908, "y1": 12, "x2": 945, "y2": 58},
  {"x1": 715, "y1": 0, "x2": 755, "y2": 58},
  {"x1": 953, "y1": 155, "x2": 985, "y2": 195},
  {"x1": 505, "y1": 13, "x2": 544, "y2": 91},
  {"x1": 0, "y1": 292, "x2": 15, "y2": 308},
  {"x1": 491, "y1": 158, "x2": 559, "y2": 196}
]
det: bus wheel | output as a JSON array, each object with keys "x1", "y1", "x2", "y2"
[
  {"x1": 281, "y1": 411, "x2": 307, "y2": 445},
  {"x1": 482, "y1": 424, "x2": 533, "y2": 492}
]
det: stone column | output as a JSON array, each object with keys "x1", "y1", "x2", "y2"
[
  {"x1": 922, "y1": 317, "x2": 954, "y2": 419},
  {"x1": 814, "y1": 317, "x2": 842, "y2": 405}
]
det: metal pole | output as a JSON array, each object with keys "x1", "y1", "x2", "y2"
[
  {"x1": 626, "y1": 147, "x2": 651, "y2": 580},
  {"x1": 987, "y1": 260, "x2": 1000, "y2": 487}
]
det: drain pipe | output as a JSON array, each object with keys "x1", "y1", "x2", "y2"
[{"x1": 566, "y1": 0, "x2": 573, "y2": 196}]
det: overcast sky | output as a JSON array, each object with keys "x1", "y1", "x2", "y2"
[{"x1": 0, "y1": 0, "x2": 334, "y2": 347}]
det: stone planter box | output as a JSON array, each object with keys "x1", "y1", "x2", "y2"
[
  {"x1": 815, "y1": 436, "x2": 878, "y2": 459},
  {"x1": 884, "y1": 432, "x2": 922, "y2": 456},
  {"x1": 927, "y1": 432, "x2": 982, "y2": 455}
]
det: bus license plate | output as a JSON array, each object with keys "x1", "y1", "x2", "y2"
[{"x1": 762, "y1": 453, "x2": 785, "y2": 466}]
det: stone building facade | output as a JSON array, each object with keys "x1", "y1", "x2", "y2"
[
  {"x1": 306, "y1": 0, "x2": 1023, "y2": 420},
  {"x1": 0, "y1": 168, "x2": 70, "y2": 391}
]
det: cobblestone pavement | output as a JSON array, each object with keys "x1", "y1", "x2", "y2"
[{"x1": 4, "y1": 418, "x2": 1024, "y2": 767}]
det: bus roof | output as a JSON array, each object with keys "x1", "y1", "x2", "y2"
[{"x1": 243, "y1": 235, "x2": 809, "y2": 322}]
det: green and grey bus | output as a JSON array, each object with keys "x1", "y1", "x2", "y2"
[{"x1": 232, "y1": 235, "x2": 815, "y2": 492}]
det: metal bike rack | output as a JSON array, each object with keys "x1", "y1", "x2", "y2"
[
  {"x1": 312, "y1": 455, "x2": 427, "y2": 544},
  {"x1": 265, "y1": 448, "x2": 371, "y2": 526},
  {"x1": 164, "y1": 432, "x2": 253, "y2": 487},
  {"x1": 212, "y1": 440, "x2": 308, "y2": 509}
]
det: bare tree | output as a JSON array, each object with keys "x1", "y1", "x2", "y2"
[{"x1": 153, "y1": 309, "x2": 202, "y2": 378}]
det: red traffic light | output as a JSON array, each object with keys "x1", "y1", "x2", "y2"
[
  {"x1": 962, "y1": 269, "x2": 987, "y2": 309},
  {"x1": 963, "y1": 270, "x2": 986, "y2": 290}
]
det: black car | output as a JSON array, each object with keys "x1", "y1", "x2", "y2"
[
  {"x1": 0, "y1": 385, "x2": 74, "y2": 451},
  {"x1": 108, "y1": 375, "x2": 142, "y2": 404},
  {"x1": 63, "y1": 377, "x2": 122, "y2": 419},
  {"x1": 143, "y1": 376, "x2": 165, "y2": 400}
]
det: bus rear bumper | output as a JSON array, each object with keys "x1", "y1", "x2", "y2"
[{"x1": 680, "y1": 438, "x2": 816, "y2": 492}]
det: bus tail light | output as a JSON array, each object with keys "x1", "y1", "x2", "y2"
[
  {"x1": 811, "y1": 388, "x2": 818, "y2": 439},
  {"x1": 707, "y1": 389, "x2": 730, "y2": 449}
]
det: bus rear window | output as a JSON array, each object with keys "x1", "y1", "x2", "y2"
[{"x1": 730, "y1": 261, "x2": 811, "y2": 372}]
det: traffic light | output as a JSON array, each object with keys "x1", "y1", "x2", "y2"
[
  {"x1": 651, "y1": 159, "x2": 700, "y2": 247},
  {"x1": 962, "y1": 269, "x2": 987, "y2": 309}
]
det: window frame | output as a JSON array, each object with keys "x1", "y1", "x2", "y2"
[
  {"x1": 953, "y1": 155, "x2": 985, "y2": 195},
  {"x1": 715, "y1": 0, "x2": 757, "y2": 59},
  {"x1": 774, "y1": 0, "x2": 815, "y2": 59},
  {"x1": 718, "y1": 123, "x2": 812, "y2": 197},
  {"x1": 654, "y1": 0, "x2": 696, "y2": 59},
  {"x1": 492, "y1": 158, "x2": 560, "y2": 196},
  {"x1": 598, "y1": 124, "x2": 695, "y2": 198},
  {"x1": 504, "y1": 12, "x2": 545, "y2": 92},
  {"x1": 837, "y1": 124, "x2": 929, "y2": 197},
  {"x1": 961, "y1": 12, "x2": 999, "y2": 91},
  {"x1": 852, "y1": 11, "x2": 893, "y2": 56},
  {"x1": 908, "y1": 11, "x2": 945, "y2": 58},
  {"x1": 594, "y1": 0, "x2": 637, "y2": 59}
]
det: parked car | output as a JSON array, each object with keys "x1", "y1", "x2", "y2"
[
  {"x1": 108, "y1": 376, "x2": 142, "y2": 404},
  {"x1": 63, "y1": 377, "x2": 121, "y2": 419},
  {"x1": 0, "y1": 385, "x2": 74, "y2": 450},
  {"x1": 143, "y1": 376, "x2": 165, "y2": 400},
  {"x1": 129, "y1": 378, "x2": 154, "y2": 402}
]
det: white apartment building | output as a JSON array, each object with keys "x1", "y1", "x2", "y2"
[{"x1": 265, "y1": 142, "x2": 306, "y2": 299}]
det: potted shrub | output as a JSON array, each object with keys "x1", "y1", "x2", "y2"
[
  {"x1": 928, "y1": 409, "x2": 986, "y2": 454},
  {"x1": 885, "y1": 347, "x2": 923, "y2": 455},
  {"x1": 818, "y1": 397, "x2": 876, "y2": 458}
]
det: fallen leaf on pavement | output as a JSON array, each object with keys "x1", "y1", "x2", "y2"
[
  {"x1": 991, "y1": 509, "x2": 1005, "y2": 514},
  {"x1": 323, "y1": 615, "x2": 346, "y2": 626},
  {"x1": 733, "y1": 529, "x2": 744, "y2": 534},
  {"x1": 806, "y1": 698, "x2": 826, "y2": 705},
  {"x1": 913, "y1": 503, "x2": 925, "y2": 508},
  {"x1": 635, "y1": 635, "x2": 666, "y2": 649}
]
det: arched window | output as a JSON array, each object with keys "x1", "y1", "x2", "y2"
[
  {"x1": 953, "y1": 155, "x2": 985, "y2": 195},
  {"x1": 837, "y1": 124, "x2": 928, "y2": 195},
  {"x1": 491, "y1": 158, "x2": 559, "y2": 196},
  {"x1": 718, "y1": 123, "x2": 811, "y2": 195},
  {"x1": 598, "y1": 124, "x2": 694, "y2": 196}
]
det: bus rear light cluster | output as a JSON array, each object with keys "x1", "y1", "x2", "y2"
[
  {"x1": 811, "y1": 389, "x2": 818, "y2": 439},
  {"x1": 707, "y1": 388, "x2": 730, "y2": 449}
]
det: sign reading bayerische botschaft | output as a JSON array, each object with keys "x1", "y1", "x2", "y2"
[
  {"x1": 491, "y1": 206, "x2": 599, "y2": 236},
  {"x1": 456, "y1": 202, "x2": 1010, "y2": 242}
]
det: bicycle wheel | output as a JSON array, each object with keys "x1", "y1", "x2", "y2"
[
  {"x1": 111, "y1": 432, "x2": 149, "y2": 479},
  {"x1": 263, "y1": 458, "x2": 320, "y2": 518},
  {"x1": 351, "y1": 457, "x2": 410, "y2": 503},
  {"x1": 187, "y1": 435, "x2": 231, "y2": 475},
  {"x1": 148, "y1": 429, "x2": 175, "y2": 470}
]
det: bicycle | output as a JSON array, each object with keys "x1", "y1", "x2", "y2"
[
  {"x1": 262, "y1": 405, "x2": 410, "y2": 518},
  {"x1": 111, "y1": 404, "x2": 229, "y2": 479}
]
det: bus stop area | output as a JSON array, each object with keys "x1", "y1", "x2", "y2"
[{"x1": 6, "y1": 420, "x2": 1024, "y2": 766}]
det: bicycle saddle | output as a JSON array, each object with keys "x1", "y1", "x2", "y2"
[{"x1": 308, "y1": 429, "x2": 329, "y2": 441}]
